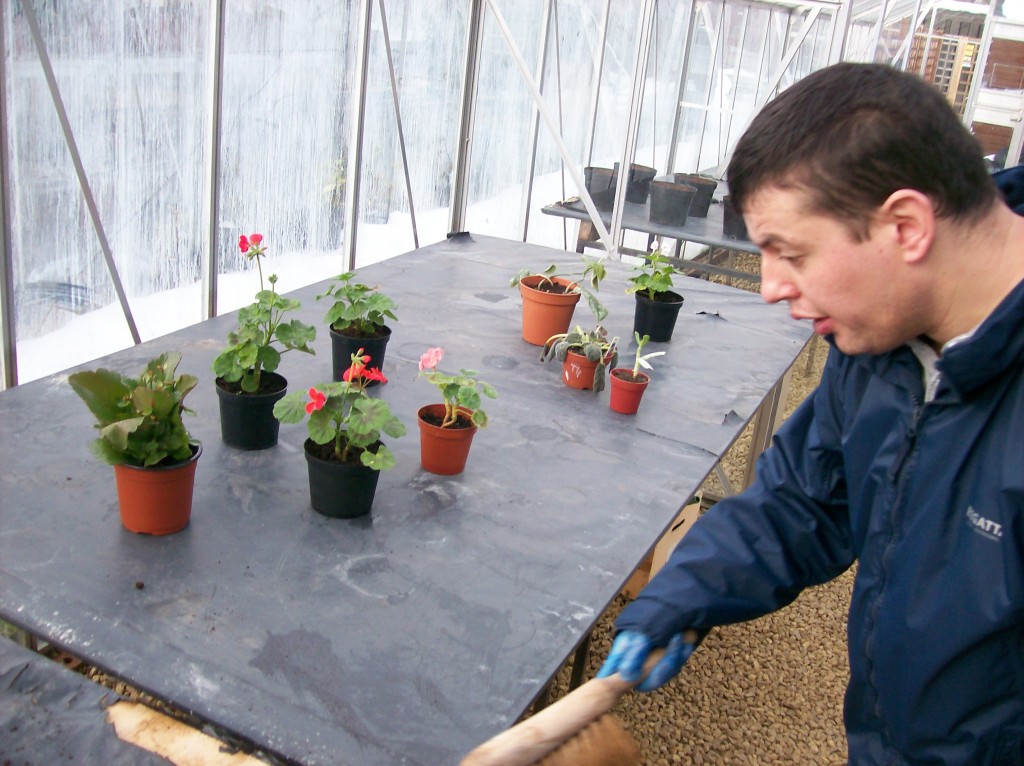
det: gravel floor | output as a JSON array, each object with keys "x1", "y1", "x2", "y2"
[{"x1": 540, "y1": 331, "x2": 854, "y2": 765}]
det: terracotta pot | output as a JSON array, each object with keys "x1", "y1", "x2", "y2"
[
  {"x1": 303, "y1": 438, "x2": 381, "y2": 519},
  {"x1": 215, "y1": 372, "x2": 287, "y2": 450},
  {"x1": 609, "y1": 369, "x2": 650, "y2": 414},
  {"x1": 112, "y1": 444, "x2": 201, "y2": 535},
  {"x1": 330, "y1": 325, "x2": 392, "y2": 386},
  {"x1": 562, "y1": 349, "x2": 613, "y2": 391},
  {"x1": 519, "y1": 275, "x2": 580, "y2": 346},
  {"x1": 633, "y1": 290, "x2": 685, "y2": 343},
  {"x1": 417, "y1": 404, "x2": 478, "y2": 475}
]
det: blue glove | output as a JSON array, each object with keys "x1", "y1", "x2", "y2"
[{"x1": 596, "y1": 630, "x2": 696, "y2": 692}]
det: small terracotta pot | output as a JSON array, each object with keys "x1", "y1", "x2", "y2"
[
  {"x1": 112, "y1": 444, "x2": 201, "y2": 535},
  {"x1": 609, "y1": 369, "x2": 650, "y2": 414},
  {"x1": 418, "y1": 404, "x2": 478, "y2": 475},
  {"x1": 562, "y1": 349, "x2": 612, "y2": 391},
  {"x1": 519, "y1": 275, "x2": 580, "y2": 346}
]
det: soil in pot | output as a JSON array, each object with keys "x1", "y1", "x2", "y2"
[
  {"x1": 330, "y1": 324, "x2": 392, "y2": 385},
  {"x1": 418, "y1": 404, "x2": 478, "y2": 475},
  {"x1": 633, "y1": 290, "x2": 685, "y2": 343},
  {"x1": 216, "y1": 372, "x2": 287, "y2": 450},
  {"x1": 649, "y1": 180, "x2": 696, "y2": 227},
  {"x1": 609, "y1": 369, "x2": 650, "y2": 414},
  {"x1": 519, "y1": 275, "x2": 580, "y2": 346},
  {"x1": 303, "y1": 438, "x2": 381, "y2": 519}
]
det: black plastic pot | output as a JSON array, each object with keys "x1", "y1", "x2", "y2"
[
  {"x1": 723, "y1": 195, "x2": 749, "y2": 241},
  {"x1": 649, "y1": 180, "x2": 696, "y2": 227},
  {"x1": 612, "y1": 163, "x2": 658, "y2": 204},
  {"x1": 330, "y1": 325, "x2": 392, "y2": 385},
  {"x1": 668, "y1": 174, "x2": 717, "y2": 217},
  {"x1": 633, "y1": 291, "x2": 685, "y2": 343},
  {"x1": 304, "y1": 439, "x2": 380, "y2": 518},
  {"x1": 583, "y1": 166, "x2": 615, "y2": 211},
  {"x1": 215, "y1": 371, "x2": 287, "y2": 450}
]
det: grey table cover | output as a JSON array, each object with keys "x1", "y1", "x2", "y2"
[
  {"x1": 0, "y1": 233, "x2": 811, "y2": 765},
  {"x1": 0, "y1": 637, "x2": 171, "y2": 764}
]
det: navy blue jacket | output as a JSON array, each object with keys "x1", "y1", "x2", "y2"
[{"x1": 617, "y1": 278, "x2": 1024, "y2": 764}]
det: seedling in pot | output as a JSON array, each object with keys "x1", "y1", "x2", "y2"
[{"x1": 510, "y1": 256, "x2": 609, "y2": 322}]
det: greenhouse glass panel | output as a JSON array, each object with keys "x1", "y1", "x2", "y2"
[
  {"x1": 6, "y1": 1, "x2": 208, "y2": 383},
  {"x1": 217, "y1": 1, "x2": 356, "y2": 315},
  {"x1": 355, "y1": 0, "x2": 467, "y2": 259},
  {"x1": 464, "y1": 0, "x2": 548, "y2": 239},
  {"x1": 524, "y1": 0, "x2": 629, "y2": 249}
]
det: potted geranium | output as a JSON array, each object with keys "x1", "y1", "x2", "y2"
[
  {"x1": 541, "y1": 325, "x2": 619, "y2": 393},
  {"x1": 317, "y1": 271, "x2": 397, "y2": 385},
  {"x1": 273, "y1": 350, "x2": 406, "y2": 518},
  {"x1": 609, "y1": 332, "x2": 666, "y2": 414},
  {"x1": 626, "y1": 248, "x2": 684, "y2": 342},
  {"x1": 510, "y1": 256, "x2": 608, "y2": 345},
  {"x1": 416, "y1": 347, "x2": 498, "y2": 475},
  {"x1": 211, "y1": 233, "x2": 317, "y2": 450},
  {"x1": 68, "y1": 351, "x2": 201, "y2": 535}
]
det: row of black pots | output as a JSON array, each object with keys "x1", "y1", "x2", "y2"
[
  {"x1": 215, "y1": 326, "x2": 392, "y2": 452},
  {"x1": 584, "y1": 166, "x2": 721, "y2": 229}
]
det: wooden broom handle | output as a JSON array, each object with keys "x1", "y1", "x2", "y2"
[{"x1": 461, "y1": 632, "x2": 696, "y2": 766}]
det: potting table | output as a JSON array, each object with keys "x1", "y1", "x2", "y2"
[
  {"x1": 0, "y1": 233, "x2": 812, "y2": 765},
  {"x1": 541, "y1": 195, "x2": 760, "y2": 283}
]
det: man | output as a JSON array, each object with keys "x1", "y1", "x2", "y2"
[{"x1": 598, "y1": 62, "x2": 1024, "y2": 764}]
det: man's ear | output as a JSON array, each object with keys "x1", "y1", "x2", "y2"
[{"x1": 877, "y1": 189, "x2": 935, "y2": 264}]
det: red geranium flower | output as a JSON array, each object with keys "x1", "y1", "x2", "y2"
[
  {"x1": 343, "y1": 352, "x2": 372, "y2": 382},
  {"x1": 249, "y1": 233, "x2": 263, "y2": 246},
  {"x1": 238, "y1": 234, "x2": 249, "y2": 252},
  {"x1": 360, "y1": 367, "x2": 388, "y2": 384},
  {"x1": 305, "y1": 387, "x2": 326, "y2": 414}
]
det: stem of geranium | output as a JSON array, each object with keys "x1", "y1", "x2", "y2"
[{"x1": 442, "y1": 401, "x2": 456, "y2": 428}]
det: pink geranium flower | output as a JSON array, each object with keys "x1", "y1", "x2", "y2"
[
  {"x1": 419, "y1": 347, "x2": 444, "y2": 372},
  {"x1": 238, "y1": 234, "x2": 249, "y2": 252},
  {"x1": 305, "y1": 387, "x2": 327, "y2": 414}
]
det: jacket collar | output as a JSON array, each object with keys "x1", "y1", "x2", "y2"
[
  {"x1": 846, "y1": 277, "x2": 1024, "y2": 400},
  {"x1": 937, "y1": 276, "x2": 1024, "y2": 398}
]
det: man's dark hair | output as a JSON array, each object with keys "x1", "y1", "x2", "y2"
[{"x1": 726, "y1": 63, "x2": 996, "y2": 239}]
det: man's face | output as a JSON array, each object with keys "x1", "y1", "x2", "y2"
[{"x1": 744, "y1": 184, "x2": 923, "y2": 356}]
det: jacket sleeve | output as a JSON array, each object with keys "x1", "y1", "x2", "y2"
[{"x1": 615, "y1": 350, "x2": 856, "y2": 646}]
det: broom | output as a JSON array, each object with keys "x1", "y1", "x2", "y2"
[{"x1": 461, "y1": 631, "x2": 696, "y2": 766}]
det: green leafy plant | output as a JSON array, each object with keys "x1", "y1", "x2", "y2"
[
  {"x1": 620, "y1": 332, "x2": 666, "y2": 381},
  {"x1": 626, "y1": 248, "x2": 682, "y2": 301},
  {"x1": 418, "y1": 347, "x2": 498, "y2": 428},
  {"x1": 541, "y1": 324, "x2": 619, "y2": 393},
  {"x1": 273, "y1": 350, "x2": 406, "y2": 471},
  {"x1": 212, "y1": 233, "x2": 317, "y2": 393},
  {"x1": 510, "y1": 256, "x2": 608, "y2": 322},
  {"x1": 318, "y1": 271, "x2": 397, "y2": 337},
  {"x1": 69, "y1": 351, "x2": 198, "y2": 467}
]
